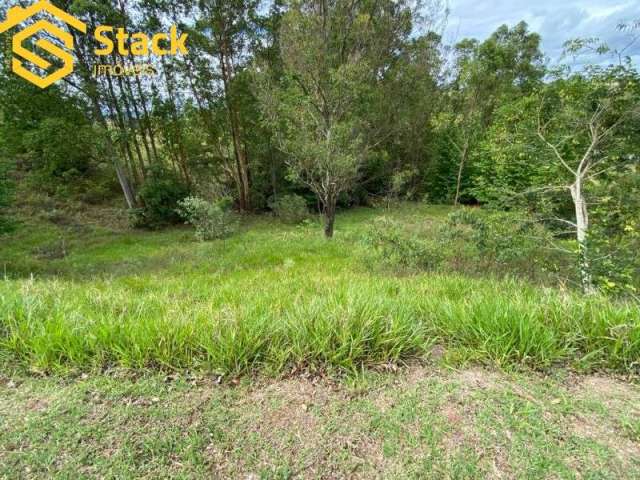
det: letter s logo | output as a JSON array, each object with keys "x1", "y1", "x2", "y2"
[{"x1": 0, "y1": 1, "x2": 86, "y2": 88}]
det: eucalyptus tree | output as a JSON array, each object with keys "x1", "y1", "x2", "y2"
[{"x1": 182, "y1": 0, "x2": 260, "y2": 211}]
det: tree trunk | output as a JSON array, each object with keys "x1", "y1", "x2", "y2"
[
  {"x1": 105, "y1": 72, "x2": 142, "y2": 185},
  {"x1": 133, "y1": 70, "x2": 160, "y2": 163},
  {"x1": 113, "y1": 160, "x2": 137, "y2": 209},
  {"x1": 323, "y1": 196, "x2": 336, "y2": 239},
  {"x1": 454, "y1": 141, "x2": 468, "y2": 206},
  {"x1": 69, "y1": 24, "x2": 136, "y2": 208},
  {"x1": 159, "y1": 56, "x2": 192, "y2": 186},
  {"x1": 571, "y1": 179, "x2": 594, "y2": 294},
  {"x1": 219, "y1": 43, "x2": 250, "y2": 211}
]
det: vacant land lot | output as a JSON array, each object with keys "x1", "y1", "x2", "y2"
[
  {"x1": 1, "y1": 204, "x2": 638, "y2": 375},
  {"x1": 1, "y1": 204, "x2": 639, "y2": 478}
]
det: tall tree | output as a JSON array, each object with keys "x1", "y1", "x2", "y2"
[
  {"x1": 189, "y1": 0, "x2": 258, "y2": 211},
  {"x1": 258, "y1": 0, "x2": 442, "y2": 237},
  {"x1": 436, "y1": 22, "x2": 545, "y2": 204},
  {"x1": 536, "y1": 66, "x2": 640, "y2": 293}
]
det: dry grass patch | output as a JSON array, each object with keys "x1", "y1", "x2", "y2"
[{"x1": 1, "y1": 368, "x2": 640, "y2": 478}]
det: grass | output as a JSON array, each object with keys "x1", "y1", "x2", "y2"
[
  {"x1": 0, "y1": 203, "x2": 639, "y2": 375},
  {"x1": 1, "y1": 366, "x2": 639, "y2": 478},
  {"x1": 1, "y1": 202, "x2": 639, "y2": 478}
]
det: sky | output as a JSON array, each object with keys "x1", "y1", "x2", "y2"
[{"x1": 445, "y1": 0, "x2": 640, "y2": 68}]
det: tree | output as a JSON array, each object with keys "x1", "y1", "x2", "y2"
[
  {"x1": 435, "y1": 22, "x2": 544, "y2": 204},
  {"x1": 258, "y1": 0, "x2": 439, "y2": 237},
  {"x1": 536, "y1": 66, "x2": 640, "y2": 293},
  {"x1": 187, "y1": 0, "x2": 259, "y2": 212},
  {"x1": 474, "y1": 65, "x2": 640, "y2": 294},
  {"x1": 371, "y1": 31, "x2": 443, "y2": 202}
]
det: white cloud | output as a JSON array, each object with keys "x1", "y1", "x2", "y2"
[{"x1": 445, "y1": 0, "x2": 640, "y2": 67}]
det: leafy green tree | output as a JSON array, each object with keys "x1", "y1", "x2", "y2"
[
  {"x1": 258, "y1": 0, "x2": 440, "y2": 237},
  {"x1": 183, "y1": 0, "x2": 260, "y2": 211},
  {"x1": 434, "y1": 22, "x2": 545, "y2": 204},
  {"x1": 472, "y1": 95, "x2": 562, "y2": 208},
  {"x1": 474, "y1": 65, "x2": 640, "y2": 294},
  {"x1": 589, "y1": 163, "x2": 640, "y2": 296},
  {"x1": 372, "y1": 31, "x2": 443, "y2": 202}
]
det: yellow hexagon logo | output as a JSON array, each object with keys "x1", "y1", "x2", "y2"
[{"x1": 0, "y1": 1, "x2": 87, "y2": 88}]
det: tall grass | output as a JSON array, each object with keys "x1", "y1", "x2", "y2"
[
  {"x1": 1, "y1": 273, "x2": 638, "y2": 375},
  {"x1": 1, "y1": 204, "x2": 638, "y2": 375}
]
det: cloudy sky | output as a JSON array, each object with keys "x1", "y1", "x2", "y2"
[{"x1": 445, "y1": 0, "x2": 640, "y2": 68}]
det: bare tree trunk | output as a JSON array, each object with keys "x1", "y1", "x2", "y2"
[
  {"x1": 159, "y1": 56, "x2": 192, "y2": 186},
  {"x1": 570, "y1": 179, "x2": 594, "y2": 294},
  {"x1": 68, "y1": 24, "x2": 137, "y2": 208},
  {"x1": 105, "y1": 94, "x2": 139, "y2": 186},
  {"x1": 454, "y1": 140, "x2": 468, "y2": 206},
  {"x1": 94, "y1": 91, "x2": 137, "y2": 208},
  {"x1": 132, "y1": 71, "x2": 160, "y2": 163},
  {"x1": 104, "y1": 71, "x2": 142, "y2": 185},
  {"x1": 113, "y1": 160, "x2": 137, "y2": 209},
  {"x1": 120, "y1": 59, "x2": 153, "y2": 174}
]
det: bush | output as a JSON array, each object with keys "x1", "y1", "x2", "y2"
[
  {"x1": 441, "y1": 208, "x2": 561, "y2": 279},
  {"x1": 130, "y1": 167, "x2": 190, "y2": 229},
  {"x1": 362, "y1": 217, "x2": 442, "y2": 270},
  {"x1": 362, "y1": 209, "x2": 564, "y2": 283},
  {"x1": 176, "y1": 196, "x2": 239, "y2": 241},
  {"x1": 589, "y1": 167, "x2": 640, "y2": 296},
  {"x1": 0, "y1": 158, "x2": 14, "y2": 234},
  {"x1": 389, "y1": 167, "x2": 420, "y2": 201},
  {"x1": 270, "y1": 194, "x2": 309, "y2": 224}
]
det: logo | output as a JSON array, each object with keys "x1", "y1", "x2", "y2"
[
  {"x1": 0, "y1": 1, "x2": 86, "y2": 89},
  {"x1": 1, "y1": 1, "x2": 188, "y2": 88}
]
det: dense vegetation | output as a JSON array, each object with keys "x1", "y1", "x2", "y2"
[{"x1": 1, "y1": 1, "x2": 638, "y2": 295}]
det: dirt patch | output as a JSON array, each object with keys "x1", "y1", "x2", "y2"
[
  {"x1": 25, "y1": 398, "x2": 49, "y2": 413},
  {"x1": 572, "y1": 375, "x2": 640, "y2": 403},
  {"x1": 571, "y1": 414, "x2": 640, "y2": 462},
  {"x1": 453, "y1": 367, "x2": 505, "y2": 392}
]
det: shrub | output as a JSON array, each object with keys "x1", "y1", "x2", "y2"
[
  {"x1": 441, "y1": 208, "x2": 560, "y2": 278},
  {"x1": 389, "y1": 167, "x2": 420, "y2": 201},
  {"x1": 270, "y1": 194, "x2": 310, "y2": 224},
  {"x1": 362, "y1": 209, "x2": 564, "y2": 283},
  {"x1": 362, "y1": 217, "x2": 442, "y2": 270},
  {"x1": 176, "y1": 196, "x2": 239, "y2": 241},
  {"x1": 22, "y1": 119, "x2": 95, "y2": 180},
  {"x1": 130, "y1": 167, "x2": 190, "y2": 229},
  {"x1": 589, "y1": 168, "x2": 640, "y2": 296},
  {"x1": 0, "y1": 158, "x2": 14, "y2": 234}
]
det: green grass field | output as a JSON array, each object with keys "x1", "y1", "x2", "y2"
[
  {"x1": 1, "y1": 204, "x2": 639, "y2": 375},
  {"x1": 1, "y1": 203, "x2": 639, "y2": 477}
]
